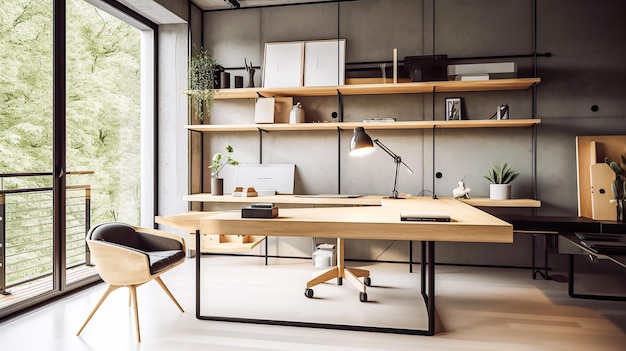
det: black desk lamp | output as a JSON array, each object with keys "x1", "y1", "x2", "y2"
[{"x1": 349, "y1": 127, "x2": 414, "y2": 199}]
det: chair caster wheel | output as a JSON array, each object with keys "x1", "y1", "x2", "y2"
[
  {"x1": 364, "y1": 276, "x2": 371, "y2": 286},
  {"x1": 359, "y1": 292, "x2": 368, "y2": 302},
  {"x1": 304, "y1": 288, "x2": 314, "y2": 298}
]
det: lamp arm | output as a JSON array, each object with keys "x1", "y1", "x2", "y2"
[
  {"x1": 373, "y1": 139, "x2": 397, "y2": 159},
  {"x1": 373, "y1": 139, "x2": 414, "y2": 173}
]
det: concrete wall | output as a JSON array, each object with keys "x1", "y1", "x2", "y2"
[
  {"x1": 157, "y1": 24, "x2": 189, "y2": 237},
  {"x1": 190, "y1": 0, "x2": 626, "y2": 266}
]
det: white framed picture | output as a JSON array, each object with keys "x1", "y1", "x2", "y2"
[
  {"x1": 445, "y1": 97, "x2": 462, "y2": 120},
  {"x1": 263, "y1": 41, "x2": 305, "y2": 88},
  {"x1": 304, "y1": 39, "x2": 345, "y2": 87}
]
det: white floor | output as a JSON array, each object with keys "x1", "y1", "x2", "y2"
[{"x1": 1, "y1": 256, "x2": 625, "y2": 351}]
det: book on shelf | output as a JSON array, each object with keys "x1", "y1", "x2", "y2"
[{"x1": 363, "y1": 117, "x2": 397, "y2": 123}]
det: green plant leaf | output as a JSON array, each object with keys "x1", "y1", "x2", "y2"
[{"x1": 485, "y1": 163, "x2": 519, "y2": 184}]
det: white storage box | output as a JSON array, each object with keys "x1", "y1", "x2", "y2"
[{"x1": 312, "y1": 243, "x2": 336, "y2": 268}]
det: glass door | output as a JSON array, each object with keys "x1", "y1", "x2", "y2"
[
  {"x1": 65, "y1": 0, "x2": 148, "y2": 285},
  {"x1": 0, "y1": 0, "x2": 154, "y2": 317},
  {"x1": 0, "y1": 0, "x2": 55, "y2": 306}
]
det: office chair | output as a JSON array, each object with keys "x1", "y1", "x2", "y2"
[{"x1": 76, "y1": 222, "x2": 186, "y2": 342}]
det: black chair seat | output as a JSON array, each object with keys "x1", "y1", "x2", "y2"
[{"x1": 147, "y1": 250, "x2": 186, "y2": 274}]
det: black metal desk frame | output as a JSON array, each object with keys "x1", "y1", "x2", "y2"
[
  {"x1": 195, "y1": 231, "x2": 437, "y2": 336},
  {"x1": 560, "y1": 233, "x2": 626, "y2": 301}
]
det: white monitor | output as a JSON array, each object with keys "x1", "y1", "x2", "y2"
[{"x1": 235, "y1": 164, "x2": 296, "y2": 195}]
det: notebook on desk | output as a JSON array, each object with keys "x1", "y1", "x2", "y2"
[{"x1": 400, "y1": 212, "x2": 451, "y2": 222}]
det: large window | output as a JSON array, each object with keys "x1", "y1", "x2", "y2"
[{"x1": 0, "y1": 0, "x2": 154, "y2": 317}]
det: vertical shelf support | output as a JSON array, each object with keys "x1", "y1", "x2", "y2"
[
  {"x1": 337, "y1": 126, "x2": 342, "y2": 194},
  {"x1": 337, "y1": 90, "x2": 343, "y2": 122},
  {"x1": 257, "y1": 127, "x2": 267, "y2": 164}
]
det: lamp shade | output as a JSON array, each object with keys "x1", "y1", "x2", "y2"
[{"x1": 349, "y1": 127, "x2": 375, "y2": 156}]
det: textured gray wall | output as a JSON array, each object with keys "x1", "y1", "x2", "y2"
[{"x1": 194, "y1": 0, "x2": 626, "y2": 266}]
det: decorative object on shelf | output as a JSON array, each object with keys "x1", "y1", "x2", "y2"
[
  {"x1": 393, "y1": 48, "x2": 398, "y2": 83},
  {"x1": 484, "y1": 163, "x2": 520, "y2": 200},
  {"x1": 447, "y1": 62, "x2": 517, "y2": 81},
  {"x1": 445, "y1": 97, "x2": 462, "y2": 120},
  {"x1": 404, "y1": 55, "x2": 448, "y2": 82},
  {"x1": 234, "y1": 75, "x2": 243, "y2": 88},
  {"x1": 232, "y1": 187, "x2": 258, "y2": 197},
  {"x1": 255, "y1": 97, "x2": 293, "y2": 124},
  {"x1": 289, "y1": 102, "x2": 305, "y2": 124},
  {"x1": 605, "y1": 155, "x2": 626, "y2": 222},
  {"x1": 184, "y1": 48, "x2": 220, "y2": 122},
  {"x1": 304, "y1": 39, "x2": 345, "y2": 87},
  {"x1": 244, "y1": 58, "x2": 255, "y2": 88},
  {"x1": 489, "y1": 104, "x2": 509, "y2": 120},
  {"x1": 219, "y1": 71, "x2": 230, "y2": 89},
  {"x1": 453, "y1": 178, "x2": 471, "y2": 199},
  {"x1": 349, "y1": 127, "x2": 414, "y2": 199},
  {"x1": 379, "y1": 63, "x2": 387, "y2": 83},
  {"x1": 209, "y1": 145, "x2": 239, "y2": 196},
  {"x1": 263, "y1": 41, "x2": 305, "y2": 88}
]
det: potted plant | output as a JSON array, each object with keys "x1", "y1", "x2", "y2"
[
  {"x1": 184, "y1": 48, "x2": 220, "y2": 122},
  {"x1": 484, "y1": 163, "x2": 519, "y2": 200},
  {"x1": 605, "y1": 155, "x2": 626, "y2": 222},
  {"x1": 209, "y1": 145, "x2": 239, "y2": 196}
]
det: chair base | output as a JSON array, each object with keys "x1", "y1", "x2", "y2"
[{"x1": 76, "y1": 277, "x2": 184, "y2": 342}]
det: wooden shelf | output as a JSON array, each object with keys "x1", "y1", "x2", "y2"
[
  {"x1": 212, "y1": 78, "x2": 540, "y2": 99},
  {"x1": 457, "y1": 197, "x2": 541, "y2": 208},
  {"x1": 186, "y1": 119, "x2": 541, "y2": 133}
]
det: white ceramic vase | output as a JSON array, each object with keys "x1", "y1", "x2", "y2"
[{"x1": 489, "y1": 184, "x2": 511, "y2": 200}]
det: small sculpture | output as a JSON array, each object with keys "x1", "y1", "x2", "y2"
[
  {"x1": 244, "y1": 58, "x2": 255, "y2": 88},
  {"x1": 453, "y1": 179, "x2": 471, "y2": 199}
]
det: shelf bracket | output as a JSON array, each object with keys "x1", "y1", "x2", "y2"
[
  {"x1": 337, "y1": 90, "x2": 343, "y2": 122},
  {"x1": 257, "y1": 127, "x2": 268, "y2": 164},
  {"x1": 337, "y1": 127, "x2": 342, "y2": 194}
]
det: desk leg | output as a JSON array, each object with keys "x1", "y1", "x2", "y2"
[
  {"x1": 532, "y1": 233, "x2": 553, "y2": 280},
  {"x1": 420, "y1": 241, "x2": 436, "y2": 335},
  {"x1": 426, "y1": 241, "x2": 436, "y2": 335},
  {"x1": 265, "y1": 237, "x2": 268, "y2": 266},
  {"x1": 568, "y1": 254, "x2": 626, "y2": 301},
  {"x1": 195, "y1": 229, "x2": 201, "y2": 319},
  {"x1": 409, "y1": 240, "x2": 413, "y2": 273}
]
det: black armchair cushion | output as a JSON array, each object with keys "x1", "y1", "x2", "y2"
[
  {"x1": 89, "y1": 222, "x2": 185, "y2": 275},
  {"x1": 147, "y1": 250, "x2": 186, "y2": 274}
]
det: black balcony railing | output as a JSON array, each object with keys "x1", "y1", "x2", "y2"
[{"x1": 0, "y1": 172, "x2": 92, "y2": 295}]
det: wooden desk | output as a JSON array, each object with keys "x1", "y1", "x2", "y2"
[
  {"x1": 196, "y1": 197, "x2": 513, "y2": 335},
  {"x1": 163, "y1": 195, "x2": 383, "y2": 254}
]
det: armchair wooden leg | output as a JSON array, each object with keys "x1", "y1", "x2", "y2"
[
  {"x1": 155, "y1": 276, "x2": 184, "y2": 313},
  {"x1": 129, "y1": 285, "x2": 141, "y2": 342},
  {"x1": 77, "y1": 285, "x2": 121, "y2": 336}
]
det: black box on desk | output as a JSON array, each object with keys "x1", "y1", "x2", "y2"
[{"x1": 241, "y1": 206, "x2": 278, "y2": 218}]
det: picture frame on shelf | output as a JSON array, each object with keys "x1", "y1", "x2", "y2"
[
  {"x1": 304, "y1": 39, "x2": 346, "y2": 87},
  {"x1": 445, "y1": 97, "x2": 462, "y2": 120},
  {"x1": 263, "y1": 41, "x2": 305, "y2": 88}
]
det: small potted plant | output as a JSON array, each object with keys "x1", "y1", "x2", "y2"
[
  {"x1": 484, "y1": 163, "x2": 519, "y2": 200},
  {"x1": 209, "y1": 145, "x2": 239, "y2": 196}
]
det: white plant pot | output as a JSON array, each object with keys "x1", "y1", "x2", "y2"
[{"x1": 489, "y1": 184, "x2": 511, "y2": 200}]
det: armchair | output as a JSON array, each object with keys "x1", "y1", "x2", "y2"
[{"x1": 76, "y1": 222, "x2": 186, "y2": 342}]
